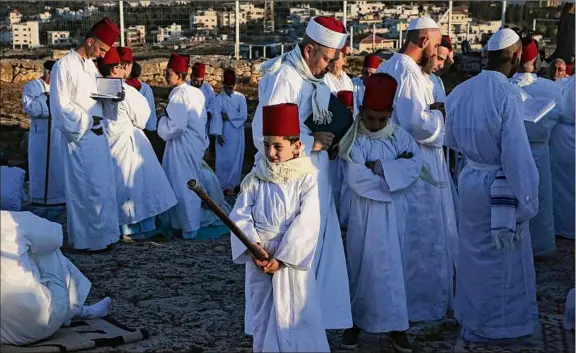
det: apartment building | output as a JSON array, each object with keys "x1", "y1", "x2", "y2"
[
  {"x1": 12, "y1": 21, "x2": 40, "y2": 49},
  {"x1": 47, "y1": 31, "x2": 71, "y2": 46},
  {"x1": 126, "y1": 25, "x2": 146, "y2": 46}
]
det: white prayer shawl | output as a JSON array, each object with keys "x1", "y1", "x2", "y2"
[
  {"x1": 550, "y1": 75, "x2": 575, "y2": 239},
  {"x1": 324, "y1": 71, "x2": 354, "y2": 94},
  {"x1": 378, "y1": 53, "x2": 458, "y2": 321},
  {"x1": 430, "y1": 73, "x2": 447, "y2": 103},
  {"x1": 105, "y1": 83, "x2": 177, "y2": 226},
  {"x1": 22, "y1": 78, "x2": 65, "y2": 205},
  {"x1": 210, "y1": 91, "x2": 248, "y2": 189},
  {"x1": 253, "y1": 60, "x2": 353, "y2": 329},
  {"x1": 0, "y1": 211, "x2": 91, "y2": 346},
  {"x1": 344, "y1": 126, "x2": 422, "y2": 333},
  {"x1": 158, "y1": 83, "x2": 208, "y2": 234},
  {"x1": 49, "y1": 50, "x2": 119, "y2": 250},
  {"x1": 140, "y1": 82, "x2": 157, "y2": 131},
  {"x1": 509, "y1": 72, "x2": 562, "y2": 254},
  {"x1": 445, "y1": 70, "x2": 539, "y2": 340},
  {"x1": 230, "y1": 172, "x2": 329, "y2": 352}
]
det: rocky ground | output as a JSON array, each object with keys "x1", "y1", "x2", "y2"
[{"x1": 25, "y1": 202, "x2": 575, "y2": 353}]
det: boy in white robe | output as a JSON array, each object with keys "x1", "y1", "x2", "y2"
[
  {"x1": 230, "y1": 103, "x2": 329, "y2": 353},
  {"x1": 445, "y1": 28, "x2": 539, "y2": 343},
  {"x1": 339, "y1": 74, "x2": 422, "y2": 353},
  {"x1": 1, "y1": 211, "x2": 111, "y2": 346},
  {"x1": 49, "y1": 18, "x2": 120, "y2": 251},
  {"x1": 158, "y1": 53, "x2": 207, "y2": 239},
  {"x1": 190, "y1": 63, "x2": 216, "y2": 134},
  {"x1": 352, "y1": 54, "x2": 381, "y2": 115},
  {"x1": 210, "y1": 69, "x2": 248, "y2": 195},
  {"x1": 324, "y1": 45, "x2": 354, "y2": 94},
  {"x1": 22, "y1": 60, "x2": 65, "y2": 206},
  {"x1": 97, "y1": 48, "x2": 177, "y2": 239}
]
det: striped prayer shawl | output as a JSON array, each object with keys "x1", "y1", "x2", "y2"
[{"x1": 490, "y1": 170, "x2": 525, "y2": 249}]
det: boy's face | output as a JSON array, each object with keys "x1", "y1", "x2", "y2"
[
  {"x1": 224, "y1": 84, "x2": 235, "y2": 95},
  {"x1": 263, "y1": 136, "x2": 302, "y2": 163},
  {"x1": 362, "y1": 108, "x2": 392, "y2": 132}
]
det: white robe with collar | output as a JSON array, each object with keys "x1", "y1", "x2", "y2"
[
  {"x1": 210, "y1": 91, "x2": 248, "y2": 190},
  {"x1": 49, "y1": 50, "x2": 119, "y2": 250},
  {"x1": 509, "y1": 72, "x2": 562, "y2": 254},
  {"x1": 430, "y1": 73, "x2": 447, "y2": 103},
  {"x1": 158, "y1": 83, "x2": 207, "y2": 236},
  {"x1": 445, "y1": 70, "x2": 539, "y2": 340},
  {"x1": 251, "y1": 62, "x2": 352, "y2": 330},
  {"x1": 139, "y1": 82, "x2": 157, "y2": 131},
  {"x1": 104, "y1": 83, "x2": 177, "y2": 227},
  {"x1": 22, "y1": 78, "x2": 66, "y2": 205},
  {"x1": 378, "y1": 53, "x2": 458, "y2": 321}
]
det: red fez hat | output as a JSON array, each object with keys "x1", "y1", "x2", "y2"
[
  {"x1": 441, "y1": 35, "x2": 453, "y2": 52},
  {"x1": 168, "y1": 53, "x2": 189, "y2": 73},
  {"x1": 363, "y1": 54, "x2": 381, "y2": 69},
  {"x1": 101, "y1": 47, "x2": 121, "y2": 65},
  {"x1": 567, "y1": 64, "x2": 573, "y2": 76},
  {"x1": 521, "y1": 40, "x2": 538, "y2": 64},
  {"x1": 90, "y1": 17, "x2": 120, "y2": 47},
  {"x1": 262, "y1": 103, "x2": 300, "y2": 137},
  {"x1": 337, "y1": 91, "x2": 353, "y2": 108},
  {"x1": 363, "y1": 74, "x2": 397, "y2": 112},
  {"x1": 192, "y1": 63, "x2": 206, "y2": 78},
  {"x1": 118, "y1": 47, "x2": 133, "y2": 62},
  {"x1": 223, "y1": 69, "x2": 236, "y2": 85}
]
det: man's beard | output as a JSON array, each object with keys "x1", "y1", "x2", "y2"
[{"x1": 419, "y1": 52, "x2": 432, "y2": 67}]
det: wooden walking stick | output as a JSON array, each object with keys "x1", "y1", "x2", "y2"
[
  {"x1": 187, "y1": 179, "x2": 269, "y2": 261},
  {"x1": 43, "y1": 94, "x2": 52, "y2": 206}
]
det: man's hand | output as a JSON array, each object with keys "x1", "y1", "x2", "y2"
[
  {"x1": 312, "y1": 132, "x2": 335, "y2": 151},
  {"x1": 365, "y1": 161, "x2": 376, "y2": 171},
  {"x1": 252, "y1": 243, "x2": 269, "y2": 268},
  {"x1": 112, "y1": 90, "x2": 125, "y2": 102},
  {"x1": 397, "y1": 151, "x2": 414, "y2": 159},
  {"x1": 221, "y1": 112, "x2": 229, "y2": 121},
  {"x1": 217, "y1": 135, "x2": 225, "y2": 146},
  {"x1": 262, "y1": 259, "x2": 282, "y2": 274}
]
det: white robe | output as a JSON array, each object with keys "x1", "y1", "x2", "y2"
[
  {"x1": 230, "y1": 174, "x2": 329, "y2": 353},
  {"x1": 324, "y1": 71, "x2": 354, "y2": 94},
  {"x1": 210, "y1": 91, "x2": 248, "y2": 190},
  {"x1": 104, "y1": 83, "x2": 177, "y2": 226},
  {"x1": 0, "y1": 211, "x2": 91, "y2": 346},
  {"x1": 509, "y1": 72, "x2": 562, "y2": 255},
  {"x1": 49, "y1": 49, "x2": 119, "y2": 250},
  {"x1": 352, "y1": 76, "x2": 364, "y2": 115},
  {"x1": 430, "y1": 73, "x2": 447, "y2": 103},
  {"x1": 550, "y1": 75, "x2": 575, "y2": 239},
  {"x1": 345, "y1": 128, "x2": 422, "y2": 333},
  {"x1": 198, "y1": 161, "x2": 232, "y2": 228},
  {"x1": 140, "y1": 82, "x2": 157, "y2": 131},
  {"x1": 445, "y1": 70, "x2": 539, "y2": 340},
  {"x1": 252, "y1": 62, "x2": 352, "y2": 329},
  {"x1": 22, "y1": 78, "x2": 65, "y2": 205},
  {"x1": 378, "y1": 53, "x2": 458, "y2": 321},
  {"x1": 158, "y1": 83, "x2": 207, "y2": 236}
]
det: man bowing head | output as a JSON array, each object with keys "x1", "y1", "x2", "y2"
[{"x1": 251, "y1": 16, "x2": 353, "y2": 331}]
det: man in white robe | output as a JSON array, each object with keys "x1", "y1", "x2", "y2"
[
  {"x1": 509, "y1": 39, "x2": 563, "y2": 255},
  {"x1": 252, "y1": 16, "x2": 352, "y2": 330},
  {"x1": 22, "y1": 60, "x2": 65, "y2": 206},
  {"x1": 1, "y1": 211, "x2": 111, "y2": 346},
  {"x1": 190, "y1": 63, "x2": 216, "y2": 134},
  {"x1": 98, "y1": 48, "x2": 177, "y2": 239},
  {"x1": 158, "y1": 53, "x2": 207, "y2": 240},
  {"x1": 549, "y1": 58, "x2": 567, "y2": 82},
  {"x1": 422, "y1": 35, "x2": 453, "y2": 103},
  {"x1": 550, "y1": 74, "x2": 575, "y2": 239},
  {"x1": 377, "y1": 17, "x2": 458, "y2": 322},
  {"x1": 352, "y1": 54, "x2": 381, "y2": 115},
  {"x1": 445, "y1": 28, "x2": 539, "y2": 343},
  {"x1": 49, "y1": 18, "x2": 120, "y2": 251},
  {"x1": 210, "y1": 69, "x2": 248, "y2": 194}
]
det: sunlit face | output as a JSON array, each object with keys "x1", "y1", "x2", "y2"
[
  {"x1": 190, "y1": 76, "x2": 203, "y2": 88},
  {"x1": 361, "y1": 68, "x2": 377, "y2": 82},
  {"x1": 550, "y1": 62, "x2": 567, "y2": 81},
  {"x1": 263, "y1": 135, "x2": 302, "y2": 163},
  {"x1": 109, "y1": 64, "x2": 125, "y2": 79},
  {"x1": 420, "y1": 29, "x2": 442, "y2": 67},
  {"x1": 328, "y1": 51, "x2": 346, "y2": 74},
  {"x1": 303, "y1": 43, "x2": 338, "y2": 79},
  {"x1": 224, "y1": 84, "x2": 235, "y2": 95},
  {"x1": 86, "y1": 38, "x2": 110, "y2": 59},
  {"x1": 123, "y1": 62, "x2": 133, "y2": 79},
  {"x1": 424, "y1": 46, "x2": 450, "y2": 74},
  {"x1": 362, "y1": 108, "x2": 392, "y2": 132},
  {"x1": 165, "y1": 68, "x2": 181, "y2": 86}
]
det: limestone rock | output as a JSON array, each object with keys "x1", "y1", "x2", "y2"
[{"x1": 0, "y1": 60, "x2": 13, "y2": 82}]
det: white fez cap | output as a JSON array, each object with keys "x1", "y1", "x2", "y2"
[
  {"x1": 407, "y1": 17, "x2": 439, "y2": 31},
  {"x1": 487, "y1": 28, "x2": 520, "y2": 51},
  {"x1": 306, "y1": 16, "x2": 348, "y2": 50}
]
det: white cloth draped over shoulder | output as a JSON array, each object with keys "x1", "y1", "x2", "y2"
[
  {"x1": 0, "y1": 211, "x2": 91, "y2": 346},
  {"x1": 104, "y1": 83, "x2": 177, "y2": 227},
  {"x1": 378, "y1": 53, "x2": 458, "y2": 321},
  {"x1": 210, "y1": 91, "x2": 248, "y2": 190},
  {"x1": 139, "y1": 82, "x2": 158, "y2": 131},
  {"x1": 252, "y1": 52, "x2": 352, "y2": 330},
  {"x1": 158, "y1": 83, "x2": 207, "y2": 236},
  {"x1": 429, "y1": 73, "x2": 447, "y2": 103},
  {"x1": 344, "y1": 124, "x2": 422, "y2": 333},
  {"x1": 509, "y1": 72, "x2": 562, "y2": 255},
  {"x1": 445, "y1": 70, "x2": 539, "y2": 341},
  {"x1": 550, "y1": 75, "x2": 575, "y2": 239},
  {"x1": 22, "y1": 78, "x2": 66, "y2": 205},
  {"x1": 324, "y1": 71, "x2": 354, "y2": 94},
  {"x1": 49, "y1": 50, "x2": 119, "y2": 250}
]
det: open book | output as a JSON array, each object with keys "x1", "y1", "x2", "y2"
[
  {"x1": 523, "y1": 97, "x2": 556, "y2": 124},
  {"x1": 91, "y1": 78, "x2": 123, "y2": 99}
]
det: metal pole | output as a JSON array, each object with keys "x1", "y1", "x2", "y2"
[
  {"x1": 249, "y1": 44, "x2": 252, "y2": 59},
  {"x1": 448, "y1": 1, "x2": 453, "y2": 39},
  {"x1": 399, "y1": 22, "x2": 403, "y2": 50},
  {"x1": 119, "y1": 0, "x2": 125, "y2": 46},
  {"x1": 263, "y1": 45, "x2": 266, "y2": 58},
  {"x1": 372, "y1": 24, "x2": 376, "y2": 52},
  {"x1": 235, "y1": 0, "x2": 240, "y2": 60},
  {"x1": 43, "y1": 96, "x2": 52, "y2": 206},
  {"x1": 343, "y1": 0, "x2": 347, "y2": 28},
  {"x1": 501, "y1": 0, "x2": 507, "y2": 28},
  {"x1": 349, "y1": 25, "x2": 353, "y2": 55},
  {"x1": 281, "y1": 43, "x2": 284, "y2": 55},
  {"x1": 533, "y1": 18, "x2": 536, "y2": 31}
]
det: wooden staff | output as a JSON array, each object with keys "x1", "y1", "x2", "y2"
[
  {"x1": 43, "y1": 93, "x2": 52, "y2": 206},
  {"x1": 187, "y1": 179, "x2": 269, "y2": 261}
]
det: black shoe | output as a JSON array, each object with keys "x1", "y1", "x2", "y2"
[
  {"x1": 390, "y1": 331, "x2": 412, "y2": 353},
  {"x1": 341, "y1": 326, "x2": 361, "y2": 350}
]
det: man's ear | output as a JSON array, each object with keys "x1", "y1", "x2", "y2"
[
  {"x1": 302, "y1": 44, "x2": 314, "y2": 59},
  {"x1": 420, "y1": 36, "x2": 430, "y2": 49}
]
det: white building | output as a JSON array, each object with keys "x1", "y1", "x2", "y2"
[
  {"x1": 348, "y1": 2, "x2": 386, "y2": 19},
  {"x1": 190, "y1": 10, "x2": 218, "y2": 30},
  {"x1": 47, "y1": 31, "x2": 71, "y2": 46},
  {"x1": 12, "y1": 21, "x2": 40, "y2": 49},
  {"x1": 7, "y1": 11, "x2": 22, "y2": 26},
  {"x1": 126, "y1": 25, "x2": 146, "y2": 46},
  {"x1": 218, "y1": 3, "x2": 266, "y2": 27},
  {"x1": 154, "y1": 23, "x2": 182, "y2": 42},
  {"x1": 37, "y1": 11, "x2": 52, "y2": 23}
]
